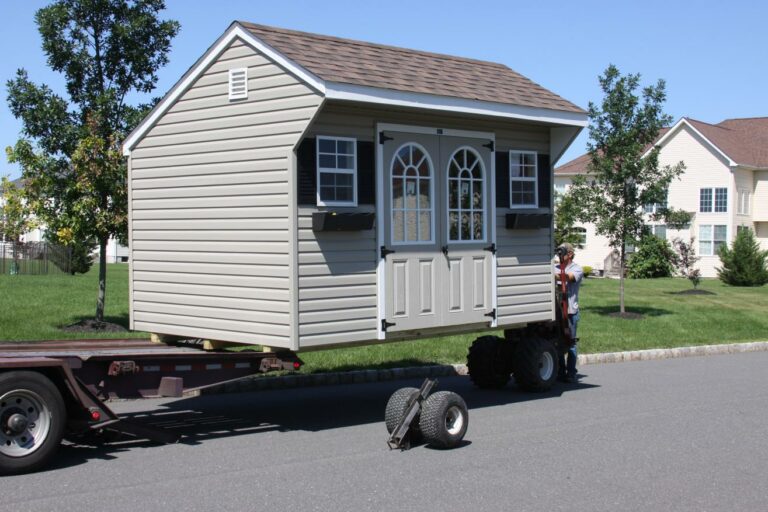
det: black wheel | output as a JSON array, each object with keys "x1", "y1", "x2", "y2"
[
  {"x1": 419, "y1": 391, "x2": 468, "y2": 449},
  {"x1": 385, "y1": 387, "x2": 421, "y2": 440},
  {"x1": 467, "y1": 336, "x2": 511, "y2": 389},
  {"x1": 513, "y1": 337, "x2": 559, "y2": 392},
  {"x1": 0, "y1": 371, "x2": 66, "y2": 475}
]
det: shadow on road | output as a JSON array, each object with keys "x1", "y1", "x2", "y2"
[{"x1": 48, "y1": 375, "x2": 599, "y2": 472}]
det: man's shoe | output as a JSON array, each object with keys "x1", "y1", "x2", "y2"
[{"x1": 565, "y1": 374, "x2": 578, "y2": 384}]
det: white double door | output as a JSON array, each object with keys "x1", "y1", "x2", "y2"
[{"x1": 381, "y1": 130, "x2": 494, "y2": 333}]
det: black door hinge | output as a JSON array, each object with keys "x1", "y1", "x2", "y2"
[
  {"x1": 379, "y1": 132, "x2": 394, "y2": 145},
  {"x1": 485, "y1": 308, "x2": 497, "y2": 320},
  {"x1": 380, "y1": 246, "x2": 396, "y2": 259},
  {"x1": 483, "y1": 243, "x2": 497, "y2": 255},
  {"x1": 483, "y1": 140, "x2": 494, "y2": 152},
  {"x1": 381, "y1": 319, "x2": 396, "y2": 332}
]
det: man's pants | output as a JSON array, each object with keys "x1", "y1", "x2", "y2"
[{"x1": 559, "y1": 311, "x2": 580, "y2": 377}]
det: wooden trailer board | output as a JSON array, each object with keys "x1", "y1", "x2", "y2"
[{"x1": 123, "y1": 21, "x2": 587, "y2": 352}]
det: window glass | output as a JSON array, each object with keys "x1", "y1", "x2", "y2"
[
  {"x1": 448, "y1": 148, "x2": 485, "y2": 241},
  {"x1": 714, "y1": 188, "x2": 728, "y2": 212},
  {"x1": 654, "y1": 225, "x2": 667, "y2": 240},
  {"x1": 699, "y1": 188, "x2": 713, "y2": 212},
  {"x1": 391, "y1": 143, "x2": 432, "y2": 243},
  {"x1": 317, "y1": 136, "x2": 356, "y2": 205},
  {"x1": 509, "y1": 151, "x2": 537, "y2": 207}
]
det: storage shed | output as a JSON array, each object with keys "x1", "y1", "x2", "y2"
[{"x1": 122, "y1": 22, "x2": 587, "y2": 352}]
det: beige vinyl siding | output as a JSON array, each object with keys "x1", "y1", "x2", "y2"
[
  {"x1": 129, "y1": 38, "x2": 322, "y2": 347},
  {"x1": 298, "y1": 102, "x2": 553, "y2": 344},
  {"x1": 753, "y1": 171, "x2": 768, "y2": 222}
]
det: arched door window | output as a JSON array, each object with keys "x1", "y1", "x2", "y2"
[
  {"x1": 447, "y1": 147, "x2": 485, "y2": 241},
  {"x1": 391, "y1": 143, "x2": 433, "y2": 243}
]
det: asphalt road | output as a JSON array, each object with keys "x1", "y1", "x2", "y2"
[{"x1": 2, "y1": 352, "x2": 767, "y2": 512}]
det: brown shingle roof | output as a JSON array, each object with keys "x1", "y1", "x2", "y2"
[
  {"x1": 555, "y1": 117, "x2": 768, "y2": 175},
  {"x1": 239, "y1": 22, "x2": 585, "y2": 115}
]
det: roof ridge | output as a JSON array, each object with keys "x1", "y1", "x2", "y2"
[
  {"x1": 684, "y1": 116, "x2": 733, "y2": 131},
  {"x1": 238, "y1": 21, "x2": 510, "y2": 69},
  {"x1": 719, "y1": 116, "x2": 768, "y2": 122}
]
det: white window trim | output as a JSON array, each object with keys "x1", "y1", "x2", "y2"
[
  {"x1": 389, "y1": 141, "x2": 435, "y2": 246},
  {"x1": 316, "y1": 135, "x2": 358, "y2": 207},
  {"x1": 699, "y1": 186, "x2": 728, "y2": 213},
  {"x1": 699, "y1": 223, "x2": 728, "y2": 256},
  {"x1": 228, "y1": 68, "x2": 248, "y2": 100},
  {"x1": 737, "y1": 188, "x2": 750, "y2": 215},
  {"x1": 446, "y1": 146, "x2": 487, "y2": 244},
  {"x1": 509, "y1": 150, "x2": 538, "y2": 209}
]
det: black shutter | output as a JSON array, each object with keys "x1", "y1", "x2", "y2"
[
  {"x1": 296, "y1": 137, "x2": 316, "y2": 205},
  {"x1": 537, "y1": 153, "x2": 551, "y2": 209},
  {"x1": 495, "y1": 151, "x2": 509, "y2": 208},
  {"x1": 357, "y1": 141, "x2": 375, "y2": 205}
]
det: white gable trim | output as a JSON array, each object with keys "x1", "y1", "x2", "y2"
[
  {"x1": 326, "y1": 82, "x2": 588, "y2": 128},
  {"x1": 643, "y1": 118, "x2": 736, "y2": 166},
  {"x1": 122, "y1": 23, "x2": 325, "y2": 155}
]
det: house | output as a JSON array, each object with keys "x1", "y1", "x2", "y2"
[
  {"x1": 554, "y1": 117, "x2": 768, "y2": 277},
  {"x1": 122, "y1": 21, "x2": 587, "y2": 350}
]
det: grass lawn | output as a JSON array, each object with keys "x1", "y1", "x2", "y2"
[{"x1": 1, "y1": 267, "x2": 766, "y2": 373}]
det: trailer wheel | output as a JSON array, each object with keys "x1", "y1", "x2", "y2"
[
  {"x1": 0, "y1": 371, "x2": 66, "y2": 475},
  {"x1": 419, "y1": 391, "x2": 468, "y2": 449},
  {"x1": 467, "y1": 336, "x2": 511, "y2": 389},
  {"x1": 385, "y1": 387, "x2": 421, "y2": 440},
  {"x1": 513, "y1": 337, "x2": 559, "y2": 392}
]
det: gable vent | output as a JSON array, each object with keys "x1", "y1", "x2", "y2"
[{"x1": 228, "y1": 68, "x2": 248, "y2": 100}]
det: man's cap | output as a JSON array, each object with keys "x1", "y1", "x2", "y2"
[{"x1": 559, "y1": 242, "x2": 575, "y2": 254}]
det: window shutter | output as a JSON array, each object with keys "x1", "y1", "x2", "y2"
[
  {"x1": 296, "y1": 137, "x2": 316, "y2": 205},
  {"x1": 537, "y1": 153, "x2": 551, "y2": 209},
  {"x1": 228, "y1": 68, "x2": 248, "y2": 100},
  {"x1": 495, "y1": 151, "x2": 509, "y2": 208},
  {"x1": 357, "y1": 141, "x2": 375, "y2": 205}
]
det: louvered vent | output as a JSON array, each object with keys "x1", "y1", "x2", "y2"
[{"x1": 228, "y1": 68, "x2": 248, "y2": 100}]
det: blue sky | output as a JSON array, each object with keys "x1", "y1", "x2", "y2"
[{"x1": 2, "y1": 0, "x2": 766, "y2": 179}]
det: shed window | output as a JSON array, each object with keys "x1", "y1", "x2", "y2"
[
  {"x1": 317, "y1": 136, "x2": 357, "y2": 206},
  {"x1": 699, "y1": 224, "x2": 727, "y2": 256},
  {"x1": 228, "y1": 68, "x2": 248, "y2": 100},
  {"x1": 509, "y1": 151, "x2": 538, "y2": 208}
]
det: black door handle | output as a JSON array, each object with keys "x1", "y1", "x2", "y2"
[{"x1": 441, "y1": 245, "x2": 449, "y2": 256}]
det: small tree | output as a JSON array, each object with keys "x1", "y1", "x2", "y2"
[
  {"x1": 627, "y1": 234, "x2": 678, "y2": 278},
  {"x1": 716, "y1": 229, "x2": 768, "y2": 287},
  {"x1": 554, "y1": 188, "x2": 585, "y2": 249},
  {"x1": 569, "y1": 65, "x2": 685, "y2": 315},
  {"x1": 672, "y1": 237, "x2": 701, "y2": 289},
  {"x1": 1, "y1": 176, "x2": 38, "y2": 272},
  {"x1": 6, "y1": 0, "x2": 179, "y2": 322}
]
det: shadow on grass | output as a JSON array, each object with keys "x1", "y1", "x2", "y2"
[
  {"x1": 61, "y1": 313, "x2": 130, "y2": 331},
  {"x1": 583, "y1": 306, "x2": 673, "y2": 317},
  {"x1": 664, "y1": 289, "x2": 716, "y2": 296},
  {"x1": 43, "y1": 375, "x2": 599, "y2": 473}
]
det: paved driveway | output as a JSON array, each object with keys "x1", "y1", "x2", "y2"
[{"x1": 2, "y1": 352, "x2": 767, "y2": 512}]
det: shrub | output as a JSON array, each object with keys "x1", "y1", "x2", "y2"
[
  {"x1": 627, "y1": 235, "x2": 678, "y2": 278},
  {"x1": 716, "y1": 229, "x2": 768, "y2": 286},
  {"x1": 582, "y1": 265, "x2": 593, "y2": 277},
  {"x1": 672, "y1": 237, "x2": 702, "y2": 289}
]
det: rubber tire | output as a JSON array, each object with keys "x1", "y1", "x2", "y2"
[
  {"x1": 419, "y1": 391, "x2": 468, "y2": 449},
  {"x1": 0, "y1": 371, "x2": 66, "y2": 475},
  {"x1": 512, "y1": 337, "x2": 559, "y2": 392},
  {"x1": 467, "y1": 336, "x2": 511, "y2": 389},
  {"x1": 385, "y1": 387, "x2": 421, "y2": 440}
]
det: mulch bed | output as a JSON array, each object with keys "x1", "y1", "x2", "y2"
[{"x1": 61, "y1": 319, "x2": 127, "y2": 333}]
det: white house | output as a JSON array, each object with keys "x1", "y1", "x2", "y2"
[{"x1": 554, "y1": 117, "x2": 768, "y2": 277}]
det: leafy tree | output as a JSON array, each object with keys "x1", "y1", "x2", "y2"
[
  {"x1": 716, "y1": 228, "x2": 768, "y2": 287},
  {"x1": 672, "y1": 236, "x2": 701, "y2": 289},
  {"x1": 554, "y1": 188, "x2": 586, "y2": 249},
  {"x1": 1, "y1": 177, "x2": 39, "y2": 273},
  {"x1": 627, "y1": 234, "x2": 678, "y2": 278},
  {"x1": 6, "y1": 0, "x2": 179, "y2": 322},
  {"x1": 569, "y1": 65, "x2": 685, "y2": 315}
]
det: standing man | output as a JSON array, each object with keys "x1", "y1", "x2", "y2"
[{"x1": 555, "y1": 243, "x2": 584, "y2": 383}]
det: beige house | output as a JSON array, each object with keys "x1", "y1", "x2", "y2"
[
  {"x1": 555, "y1": 117, "x2": 768, "y2": 277},
  {"x1": 122, "y1": 21, "x2": 587, "y2": 350}
]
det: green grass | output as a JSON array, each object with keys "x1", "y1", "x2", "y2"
[{"x1": 1, "y1": 268, "x2": 766, "y2": 373}]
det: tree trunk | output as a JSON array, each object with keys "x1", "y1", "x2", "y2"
[
  {"x1": 619, "y1": 243, "x2": 626, "y2": 314},
  {"x1": 96, "y1": 237, "x2": 107, "y2": 322}
]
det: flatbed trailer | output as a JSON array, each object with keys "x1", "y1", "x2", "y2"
[{"x1": 0, "y1": 338, "x2": 301, "y2": 474}]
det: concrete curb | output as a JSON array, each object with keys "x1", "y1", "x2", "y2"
[{"x1": 196, "y1": 341, "x2": 768, "y2": 396}]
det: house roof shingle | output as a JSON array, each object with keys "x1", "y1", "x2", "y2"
[
  {"x1": 555, "y1": 117, "x2": 768, "y2": 175},
  {"x1": 239, "y1": 22, "x2": 585, "y2": 115}
]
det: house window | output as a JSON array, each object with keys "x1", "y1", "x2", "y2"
[
  {"x1": 737, "y1": 225, "x2": 751, "y2": 235},
  {"x1": 573, "y1": 227, "x2": 587, "y2": 247},
  {"x1": 700, "y1": 187, "x2": 727, "y2": 212},
  {"x1": 554, "y1": 182, "x2": 566, "y2": 205},
  {"x1": 699, "y1": 224, "x2": 727, "y2": 256},
  {"x1": 317, "y1": 136, "x2": 357, "y2": 206},
  {"x1": 738, "y1": 189, "x2": 751, "y2": 215},
  {"x1": 643, "y1": 190, "x2": 668, "y2": 213},
  {"x1": 714, "y1": 188, "x2": 728, "y2": 212},
  {"x1": 228, "y1": 68, "x2": 248, "y2": 100},
  {"x1": 645, "y1": 224, "x2": 667, "y2": 240},
  {"x1": 699, "y1": 188, "x2": 712, "y2": 212},
  {"x1": 509, "y1": 151, "x2": 537, "y2": 208}
]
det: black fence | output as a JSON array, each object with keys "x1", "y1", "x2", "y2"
[{"x1": 0, "y1": 241, "x2": 72, "y2": 275}]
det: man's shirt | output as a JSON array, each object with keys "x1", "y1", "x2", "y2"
[{"x1": 554, "y1": 261, "x2": 584, "y2": 315}]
